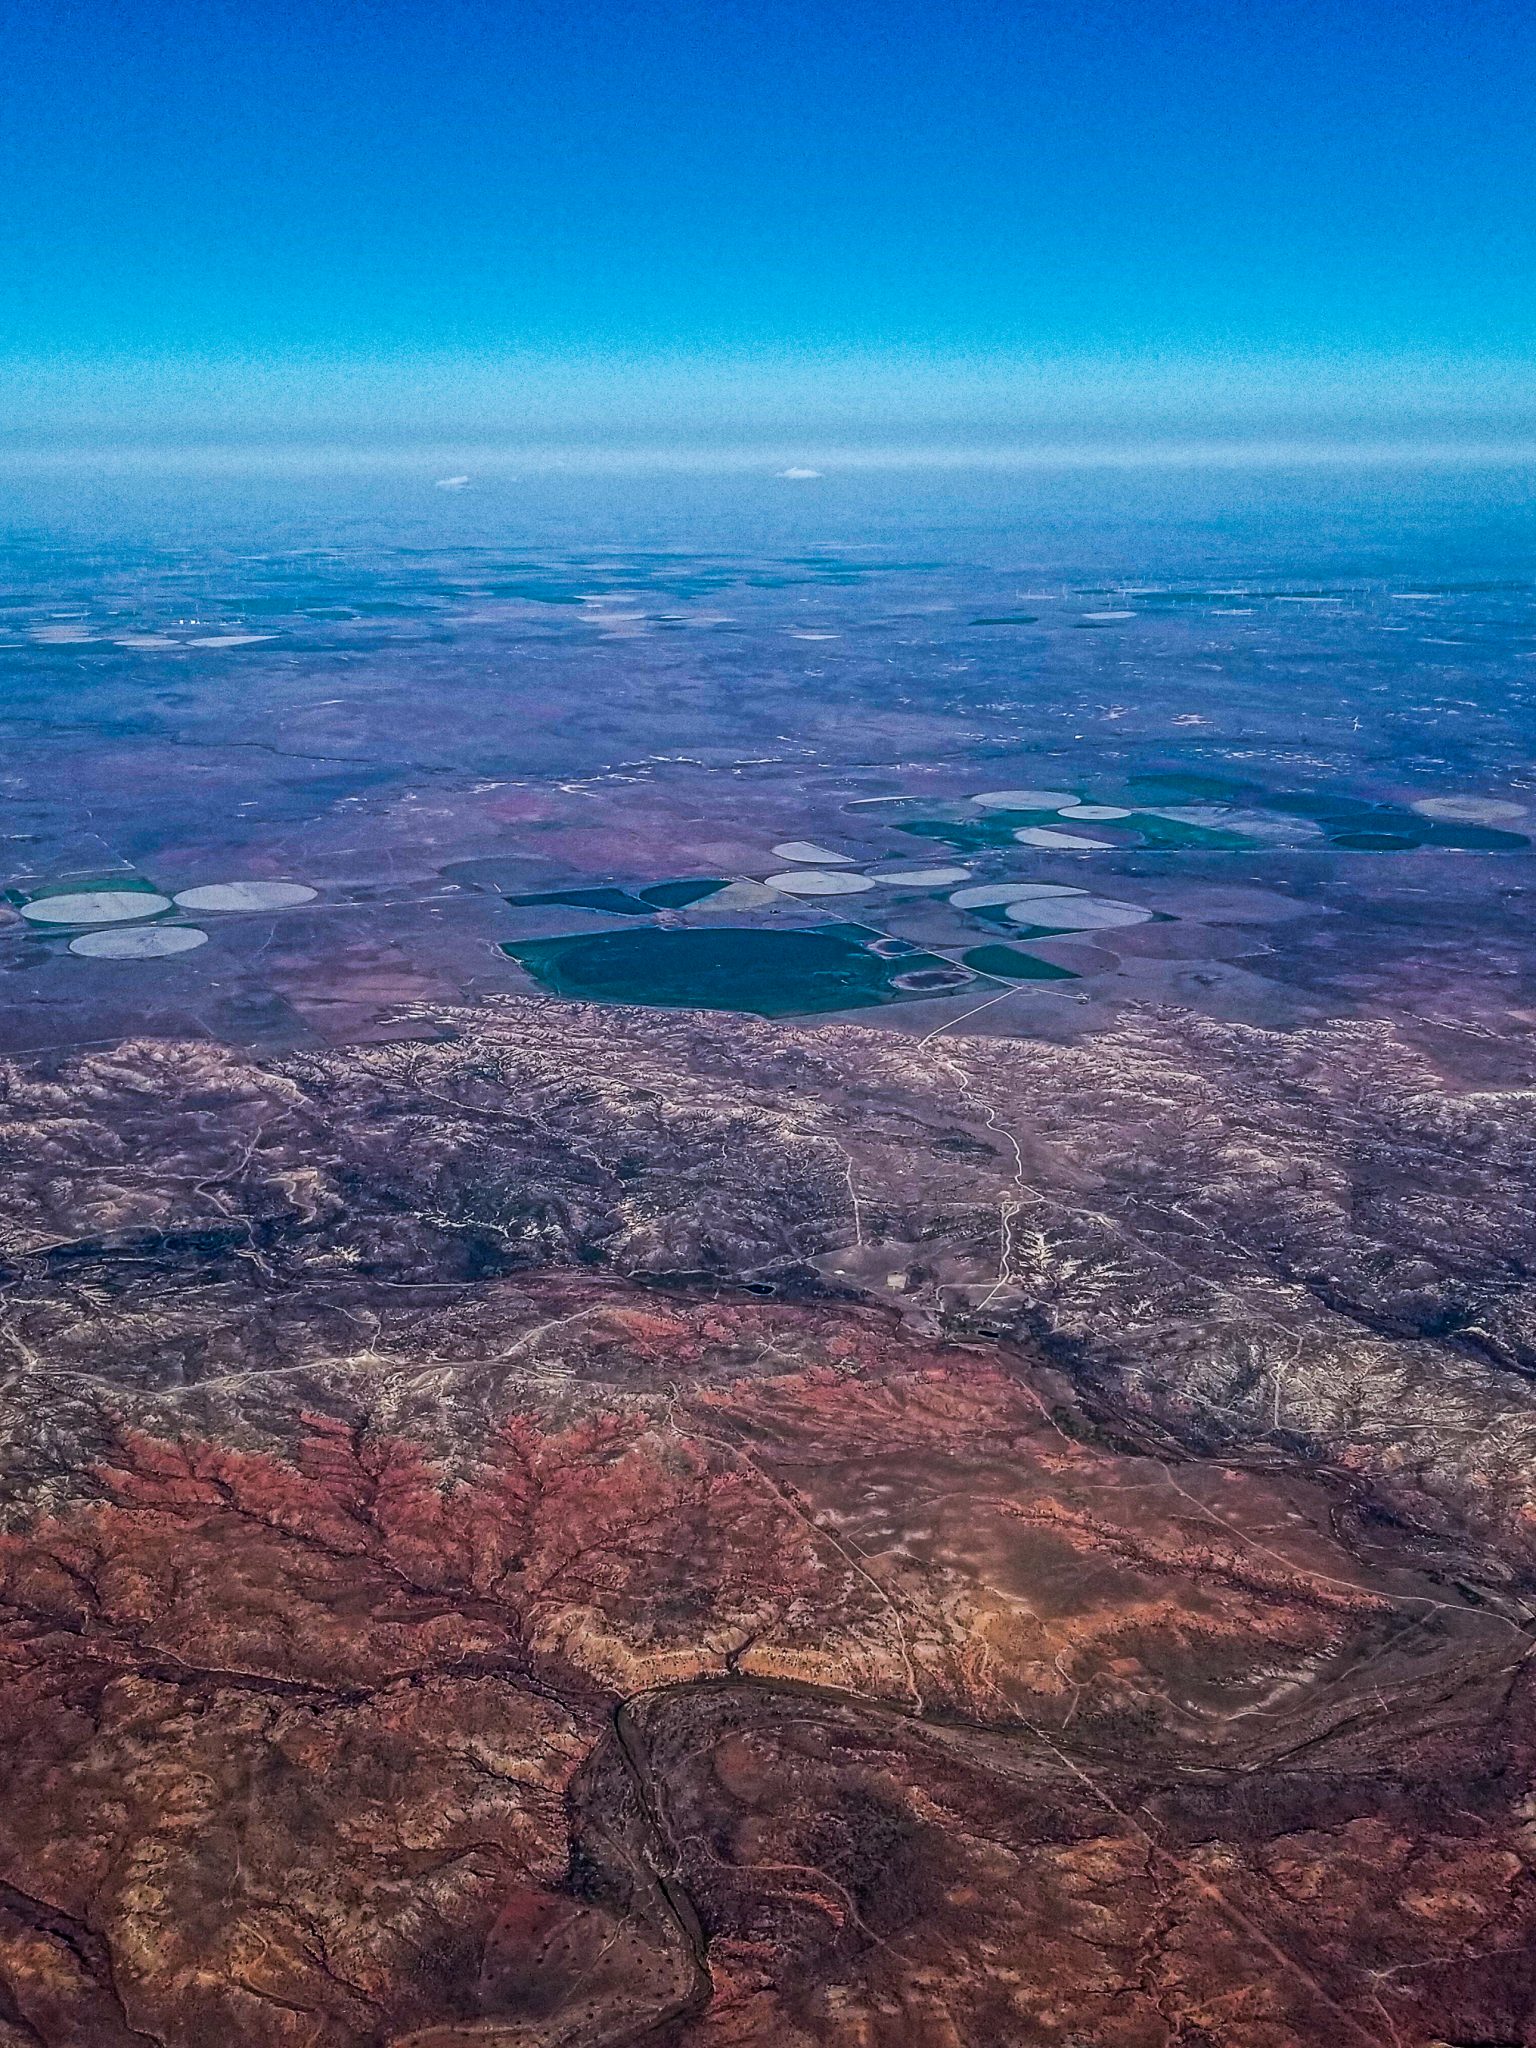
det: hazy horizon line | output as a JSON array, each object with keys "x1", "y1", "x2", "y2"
[
  {"x1": 6, "y1": 436, "x2": 1536, "y2": 476},
  {"x1": 6, "y1": 345, "x2": 1536, "y2": 455}
]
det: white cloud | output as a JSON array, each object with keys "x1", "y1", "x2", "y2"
[
  {"x1": 434, "y1": 473, "x2": 471, "y2": 489},
  {"x1": 777, "y1": 465, "x2": 821, "y2": 479}
]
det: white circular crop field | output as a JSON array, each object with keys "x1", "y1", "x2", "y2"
[
  {"x1": 949, "y1": 882, "x2": 1087, "y2": 908},
  {"x1": 173, "y1": 881, "x2": 318, "y2": 912},
  {"x1": 1012, "y1": 827, "x2": 1114, "y2": 850},
  {"x1": 21, "y1": 890, "x2": 173, "y2": 926},
  {"x1": 1410, "y1": 796, "x2": 1527, "y2": 825},
  {"x1": 1004, "y1": 897, "x2": 1154, "y2": 931},
  {"x1": 69, "y1": 925, "x2": 210, "y2": 959},
  {"x1": 769, "y1": 841, "x2": 854, "y2": 865},
  {"x1": 970, "y1": 788, "x2": 1078, "y2": 811}
]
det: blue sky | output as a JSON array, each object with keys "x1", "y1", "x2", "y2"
[{"x1": 4, "y1": 0, "x2": 1533, "y2": 446}]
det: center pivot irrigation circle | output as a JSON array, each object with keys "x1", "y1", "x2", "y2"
[
  {"x1": 173, "y1": 882, "x2": 318, "y2": 912},
  {"x1": 69, "y1": 925, "x2": 210, "y2": 959},
  {"x1": 21, "y1": 891, "x2": 173, "y2": 926}
]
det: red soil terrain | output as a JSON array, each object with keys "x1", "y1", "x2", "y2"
[{"x1": 0, "y1": 1292, "x2": 1531, "y2": 2047}]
